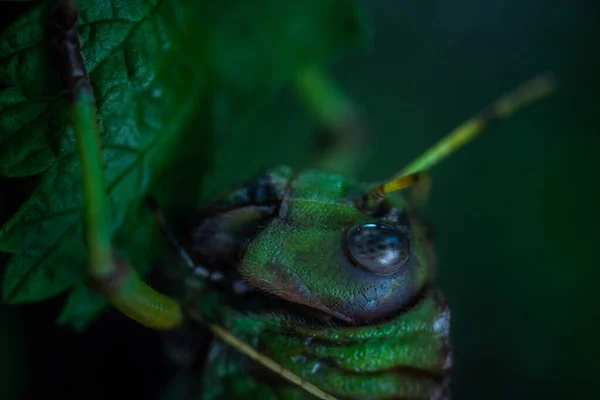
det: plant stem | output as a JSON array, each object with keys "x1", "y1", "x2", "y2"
[{"x1": 70, "y1": 87, "x2": 114, "y2": 279}]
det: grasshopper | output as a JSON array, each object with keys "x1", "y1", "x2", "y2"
[{"x1": 8, "y1": 1, "x2": 555, "y2": 399}]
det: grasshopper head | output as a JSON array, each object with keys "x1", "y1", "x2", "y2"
[{"x1": 240, "y1": 169, "x2": 434, "y2": 323}]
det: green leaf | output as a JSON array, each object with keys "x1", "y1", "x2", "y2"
[
  {"x1": 57, "y1": 283, "x2": 107, "y2": 331},
  {"x1": 0, "y1": 0, "x2": 365, "y2": 326}
]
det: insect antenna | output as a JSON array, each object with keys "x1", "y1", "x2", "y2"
[
  {"x1": 146, "y1": 197, "x2": 222, "y2": 281},
  {"x1": 361, "y1": 73, "x2": 556, "y2": 212}
]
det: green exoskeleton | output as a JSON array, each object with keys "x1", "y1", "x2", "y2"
[{"x1": 47, "y1": 1, "x2": 555, "y2": 399}]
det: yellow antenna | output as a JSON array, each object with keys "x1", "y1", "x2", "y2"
[{"x1": 361, "y1": 73, "x2": 556, "y2": 211}]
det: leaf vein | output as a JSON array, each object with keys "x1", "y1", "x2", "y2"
[{"x1": 4, "y1": 219, "x2": 79, "y2": 301}]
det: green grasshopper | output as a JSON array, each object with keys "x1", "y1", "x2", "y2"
[{"x1": 28, "y1": 1, "x2": 555, "y2": 399}]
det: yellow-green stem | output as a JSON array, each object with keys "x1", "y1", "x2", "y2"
[
  {"x1": 70, "y1": 87, "x2": 113, "y2": 279},
  {"x1": 56, "y1": 0, "x2": 183, "y2": 330}
]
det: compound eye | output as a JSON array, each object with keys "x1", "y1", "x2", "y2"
[{"x1": 345, "y1": 223, "x2": 410, "y2": 275}]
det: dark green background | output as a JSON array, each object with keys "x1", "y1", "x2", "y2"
[{"x1": 2, "y1": 1, "x2": 598, "y2": 399}]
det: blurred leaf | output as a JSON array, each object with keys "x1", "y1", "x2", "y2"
[{"x1": 0, "y1": 0, "x2": 365, "y2": 327}]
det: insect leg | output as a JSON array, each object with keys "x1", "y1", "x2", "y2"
[
  {"x1": 294, "y1": 67, "x2": 366, "y2": 176},
  {"x1": 146, "y1": 196, "x2": 224, "y2": 281},
  {"x1": 51, "y1": 0, "x2": 182, "y2": 330}
]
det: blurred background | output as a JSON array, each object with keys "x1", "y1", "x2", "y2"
[{"x1": 1, "y1": 0, "x2": 599, "y2": 399}]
